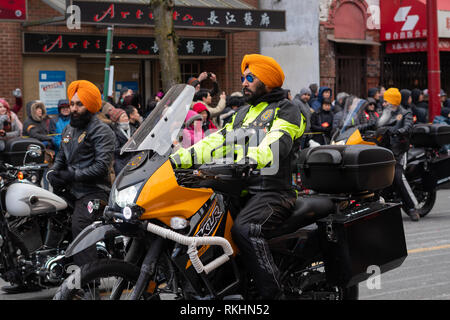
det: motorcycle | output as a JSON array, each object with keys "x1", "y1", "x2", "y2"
[
  {"x1": 331, "y1": 97, "x2": 450, "y2": 218},
  {"x1": 0, "y1": 137, "x2": 48, "y2": 187},
  {"x1": 53, "y1": 84, "x2": 408, "y2": 300},
  {"x1": 0, "y1": 156, "x2": 120, "y2": 293}
]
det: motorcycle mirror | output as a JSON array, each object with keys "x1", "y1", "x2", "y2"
[{"x1": 27, "y1": 144, "x2": 42, "y2": 158}]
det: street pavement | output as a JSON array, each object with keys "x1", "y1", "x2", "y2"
[
  {"x1": 1, "y1": 189, "x2": 450, "y2": 300},
  {"x1": 360, "y1": 188, "x2": 450, "y2": 300}
]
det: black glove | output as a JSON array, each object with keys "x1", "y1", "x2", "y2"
[
  {"x1": 59, "y1": 169, "x2": 75, "y2": 183},
  {"x1": 47, "y1": 170, "x2": 66, "y2": 190}
]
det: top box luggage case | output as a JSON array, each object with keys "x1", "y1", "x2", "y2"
[
  {"x1": 410, "y1": 123, "x2": 450, "y2": 148},
  {"x1": 298, "y1": 145, "x2": 395, "y2": 194},
  {"x1": 0, "y1": 137, "x2": 45, "y2": 166}
]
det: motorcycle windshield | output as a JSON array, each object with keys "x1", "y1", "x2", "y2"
[
  {"x1": 339, "y1": 96, "x2": 366, "y2": 134},
  {"x1": 121, "y1": 84, "x2": 195, "y2": 155}
]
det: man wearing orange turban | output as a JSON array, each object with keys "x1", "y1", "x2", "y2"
[
  {"x1": 171, "y1": 54, "x2": 306, "y2": 299},
  {"x1": 48, "y1": 79, "x2": 116, "y2": 265},
  {"x1": 378, "y1": 87, "x2": 418, "y2": 221}
]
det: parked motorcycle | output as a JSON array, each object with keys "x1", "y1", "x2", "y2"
[
  {"x1": 0, "y1": 137, "x2": 47, "y2": 187},
  {"x1": 0, "y1": 158, "x2": 120, "y2": 293},
  {"x1": 330, "y1": 97, "x2": 450, "y2": 218},
  {"x1": 54, "y1": 84, "x2": 408, "y2": 300}
]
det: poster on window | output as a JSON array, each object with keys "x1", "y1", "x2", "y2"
[
  {"x1": 0, "y1": 0, "x2": 26, "y2": 21},
  {"x1": 39, "y1": 71, "x2": 67, "y2": 115}
]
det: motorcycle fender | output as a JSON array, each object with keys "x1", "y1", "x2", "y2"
[{"x1": 65, "y1": 222, "x2": 120, "y2": 258}]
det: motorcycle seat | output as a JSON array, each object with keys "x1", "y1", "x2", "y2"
[
  {"x1": 267, "y1": 196, "x2": 334, "y2": 239},
  {"x1": 408, "y1": 148, "x2": 425, "y2": 161}
]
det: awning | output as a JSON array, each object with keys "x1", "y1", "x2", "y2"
[
  {"x1": 327, "y1": 35, "x2": 380, "y2": 46},
  {"x1": 380, "y1": 0, "x2": 450, "y2": 42},
  {"x1": 42, "y1": 0, "x2": 285, "y2": 31}
]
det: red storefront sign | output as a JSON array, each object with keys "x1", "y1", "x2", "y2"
[
  {"x1": 0, "y1": 0, "x2": 26, "y2": 21},
  {"x1": 380, "y1": 0, "x2": 428, "y2": 41}
]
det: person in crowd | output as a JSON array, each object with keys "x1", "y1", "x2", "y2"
[
  {"x1": 440, "y1": 90, "x2": 450, "y2": 109},
  {"x1": 219, "y1": 92, "x2": 246, "y2": 127},
  {"x1": 23, "y1": 100, "x2": 55, "y2": 150},
  {"x1": 308, "y1": 83, "x2": 319, "y2": 109},
  {"x1": 411, "y1": 89, "x2": 428, "y2": 123},
  {"x1": 433, "y1": 107, "x2": 450, "y2": 154},
  {"x1": 333, "y1": 92, "x2": 349, "y2": 114},
  {"x1": 310, "y1": 98, "x2": 334, "y2": 145},
  {"x1": 10, "y1": 88, "x2": 23, "y2": 114},
  {"x1": 293, "y1": 88, "x2": 313, "y2": 148},
  {"x1": 144, "y1": 91, "x2": 164, "y2": 118},
  {"x1": 377, "y1": 88, "x2": 418, "y2": 221},
  {"x1": 311, "y1": 86, "x2": 332, "y2": 112},
  {"x1": 357, "y1": 98, "x2": 380, "y2": 132},
  {"x1": 192, "y1": 89, "x2": 226, "y2": 128},
  {"x1": 368, "y1": 87, "x2": 382, "y2": 112},
  {"x1": 192, "y1": 101, "x2": 217, "y2": 137},
  {"x1": 47, "y1": 80, "x2": 115, "y2": 266},
  {"x1": 171, "y1": 53, "x2": 305, "y2": 300},
  {"x1": 379, "y1": 85, "x2": 386, "y2": 106},
  {"x1": 0, "y1": 98, "x2": 22, "y2": 151},
  {"x1": 118, "y1": 87, "x2": 133, "y2": 107},
  {"x1": 49, "y1": 99, "x2": 71, "y2": 153},
  {"x1": 188, "y1": 71, "x2": 220, "y2": 97},
  {"x1": 109, "y1": 108, "x2": 136, "y2": 175},
  {"x1": 182, "y1": 109, "x2": 203, "y2": 148},
  {"x1": 97, "y1": 101, "x2": 116, "y2": 127},
  {"x1": 125, "y1": 105, "x2": 143, "y2": 130}
]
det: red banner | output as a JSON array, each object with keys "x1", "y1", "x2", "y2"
[
  {"x1": 0, "y1": 0, "x2": 26, "y2": 21},
  {"x1": 380, "y1": 0, "x2": 427, "y2": 41}
]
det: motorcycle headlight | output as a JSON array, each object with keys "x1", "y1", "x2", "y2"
[{"x1": 113, "y1": 182, "x2": 143, "y2": 208}]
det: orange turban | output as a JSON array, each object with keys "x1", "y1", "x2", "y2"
[
  {"x1": 67, "y1": 80, "x2": 102, "y2": 114},
  {"x1": 241, "y1": 54, "x2": 285, "y2": 89}
]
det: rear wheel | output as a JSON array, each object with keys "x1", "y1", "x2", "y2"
[{"x1": 413, "y1": 188, "x2": 437, "y2": 217}]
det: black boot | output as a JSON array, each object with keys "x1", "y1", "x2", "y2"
[{"x1": 407, "y1": 209, "x2": 420, "y2": 222}]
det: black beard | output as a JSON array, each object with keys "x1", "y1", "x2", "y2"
[
  {"x1": 242, "y1": 82, "x2": 268, "y2": 105},
  {"x1": 70, "y1": 109, "x2": 93, "y2": 128}
]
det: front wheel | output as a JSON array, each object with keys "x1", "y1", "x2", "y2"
[{"x1": 53, "y1": 259, "x2": 142, "y2": 300}]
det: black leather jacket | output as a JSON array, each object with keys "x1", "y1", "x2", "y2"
[
  {"x1": 379, "y1": 106, "x2": 414, "y2": 160},
  {"x1": 52, "y1": 116, "x2": 116, "y2": 199}
]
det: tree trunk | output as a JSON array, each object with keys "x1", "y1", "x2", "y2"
[{"x1": 150, "y1": 0, "x2": 181, "y2": 92}]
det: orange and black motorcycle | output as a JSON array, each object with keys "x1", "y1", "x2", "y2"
[{"x1": 54, "y1": 85, "x2": 408, "y2": 300}]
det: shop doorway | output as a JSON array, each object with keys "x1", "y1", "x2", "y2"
[{"x1": 335, "y1": 43, "x2": 367, "y2": 97}]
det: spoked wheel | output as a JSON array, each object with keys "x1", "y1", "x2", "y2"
[
  {"x1": 53, "y1": 259, "x2": 144, "y2": 300},
  {"x1": 413, "y1": 188, "x2": 437, "y2": 218}
]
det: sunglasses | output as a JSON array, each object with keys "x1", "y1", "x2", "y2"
[{"x1": 241, "y1": 74, "x2": 255, "y2": 83}]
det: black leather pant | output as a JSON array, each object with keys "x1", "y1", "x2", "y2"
[
  {"x1": 393, "y1": 157, "x2": 416, "y2": 211},
  {"x1": 71, "y1": 191, "x2": 108, "y2": 266},
  {"x1": 231, "y1": 190, "x2": 296, "y2": 299}
]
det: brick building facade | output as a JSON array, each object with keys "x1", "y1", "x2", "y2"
[
  {"x1": 1, "y1": 0, "x2": 261, "y2": 119},
  {"x1": 319, "y1": 0, "x2": 381, "y2": 98}
]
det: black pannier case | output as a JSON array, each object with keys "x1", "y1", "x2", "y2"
[
  {"x1": 298, "y1": 145, "x2": 395, "y2": 194},
  {"x1": 410, "y1": 123, "x2": 450, "y2": 148},
  {"x1": 0, "y1": 137, "x2": 45, "y2": 165},
  {"x1": 317, "y1": 202, "x2": 407, "y2": 287}
]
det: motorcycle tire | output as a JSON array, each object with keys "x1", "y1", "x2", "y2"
[
  {"x1": 413, "y1": 189, "x2": 437, "y2": 218},
  {"x1": 53, "y1": 259, "x2": 141, "y2": 300}
]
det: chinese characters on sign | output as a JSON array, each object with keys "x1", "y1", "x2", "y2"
[
  {"x1": 73, "y1": 0, "x2": 286, "y2": 31},
  {"x1": 386, "y1": 39, "x2": 450, "y2": 54},
  {"x1": 23, "y1": 33, "x2": 227, "y2": 57}
]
